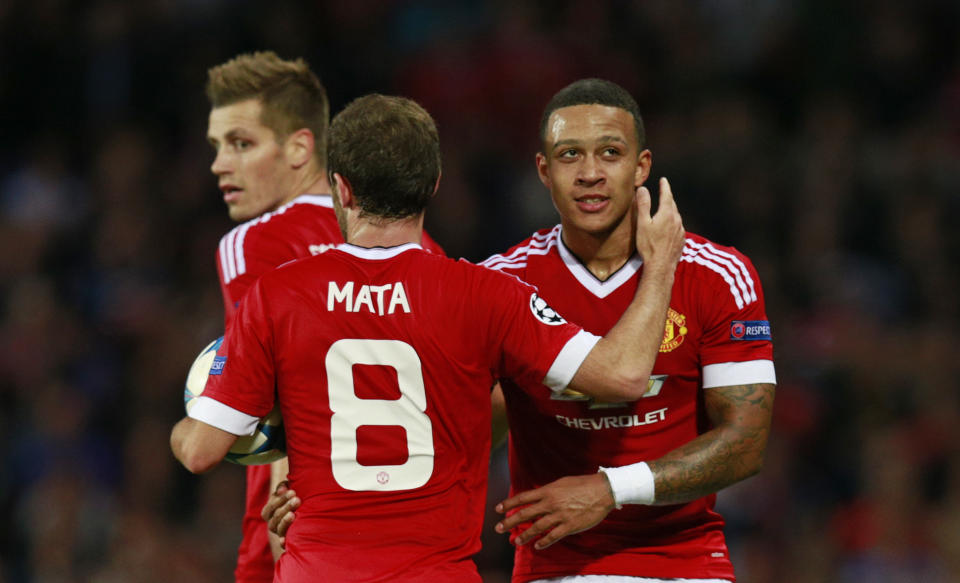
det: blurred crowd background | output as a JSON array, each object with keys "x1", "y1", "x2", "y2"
[{"x1": 1, "y1": 1, "x2": 959, "y2": 581}]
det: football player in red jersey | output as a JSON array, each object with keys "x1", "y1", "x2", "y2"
[
  {"x1": 203, "y1": 52, "x2": 443, "y2": 583},
  {"x1": 485, "y1": 79, "x2": 777, "y2": 583},
  {"x1": 171, "y1": 94, "x2": 686, "y2": 582}
]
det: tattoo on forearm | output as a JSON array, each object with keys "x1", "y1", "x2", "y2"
[{"x1": 648, "y1": 383, "x2": 774, "y2": 505}]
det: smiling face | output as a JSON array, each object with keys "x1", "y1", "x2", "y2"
[
  {"x1": 207, "y1": 98, "x2": 298, "y2": 222},
  {"x1": 537, "y1": 104, "x2": 651, "y2": 239}
]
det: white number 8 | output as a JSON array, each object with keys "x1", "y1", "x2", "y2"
[{"x1": 326, "y1": 339, "x2": 434, "y2": 491}]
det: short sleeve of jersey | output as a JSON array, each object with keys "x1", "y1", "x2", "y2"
[
  {"x1": 477, "y1": 266, "x2": 598, "y2": 392},
  {"x1": 687, "y1": 240, "x2": 774, "y2": 375},
  {"x1": 201, "y1": 279, "x2": 278, "y2": 420}
]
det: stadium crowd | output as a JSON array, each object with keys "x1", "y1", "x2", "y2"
[{"x1": 1, "y1": 1, "x2": 958, "y2": 581}]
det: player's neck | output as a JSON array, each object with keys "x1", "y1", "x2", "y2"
[
  {"x1": 561, "y1": 221, "x2": 635, "y2": 282},
  {"x1": 268, "y1": 169, "x2": 332, "y2": 212},
  {"x1": 292, "y1": 168, "x2": 332, "y2": 197},
  {"x1": 346, "y1": 214, "x2": 424, "y2": 249}
]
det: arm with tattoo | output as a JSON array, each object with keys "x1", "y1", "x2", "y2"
[
  {"x1": 649, "y1": 382, "x2": 775, "y2": 504},
  {"x1": 495, "y1": 381, "x2": 775, "y2": 548}
]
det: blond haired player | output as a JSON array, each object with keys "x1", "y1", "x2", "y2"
[{"x1": 203, "y1": 51, "x2": 442, "y2": 583}]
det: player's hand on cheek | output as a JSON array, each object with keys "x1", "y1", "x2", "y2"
[
  {"x1": 634, "y1": 177, "x2": 684, "y2": 270},
  {"x1": 494, "y1": 473, "x2": 616, "y2": 550},
  {"x1": 262, "y1": 480, "x2": 300, "y2": 544}
]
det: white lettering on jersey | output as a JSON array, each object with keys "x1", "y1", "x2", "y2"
[
  {"x1": 388, "y1": 282, "x2": 410, "y2": 314},
  {"x1": 354, "y1": 285, "x2": 374, "y2": 313},
  {"x1": 329, "y1": 281, "x2": 354, "y2": 310},
  {"x1": 327, "y1": 282, "x2": 412, "y2": 315},
  {"x1": 555, "y1": 407, "x2": 668, "y2": 430}
]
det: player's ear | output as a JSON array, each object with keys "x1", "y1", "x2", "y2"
[
  {"x1": 635, "y1": 149, "x2": 652, "y2": 187},
  {"x1": 332, "y1": 172, "x2": 355, "y2": 209},
  {"x1": 536, "y1": 152, "x2": 551, "y2": 188},
  {"x1": 285, "y1": 128, "x2": 315, "y2": 169}
]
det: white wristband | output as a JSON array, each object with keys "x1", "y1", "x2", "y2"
[{"x1": 599, "y1": 461, "x2": 655, "y2": 508}]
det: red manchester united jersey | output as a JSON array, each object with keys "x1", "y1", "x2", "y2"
[
  {"x1": 215, "y1": 194, "x2": 445, "y2": 582},
  {"x1": 480, "y1": 225, "x2": 776, "y2": 583},
  {"x1": 195, "y1": 243, "x2": 599, "y2": 583},
  {"x1": 217, "y1": 195, "x2": 343, "y2": 324}
]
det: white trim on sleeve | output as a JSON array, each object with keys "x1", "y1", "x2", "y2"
[
  {"x1": 702, "y1": 359, "x2": 776, "y2": 388},
  {"x1": 543, "y1": 330, "x2": 601, "y2": 392},
  {"x1": 187, "y1": 396, "x2": 261, "y2": 436}
]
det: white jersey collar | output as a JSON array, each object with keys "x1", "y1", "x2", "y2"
[
  {"x1": 555, "y1": 225, "x2": 643, "y2": 299},
  {"x1": 292, "y1": 193, "x2": 333, "y2": 208},
  {"x1": 336, "y1": 242, "x2": 423, "y2": 260}
]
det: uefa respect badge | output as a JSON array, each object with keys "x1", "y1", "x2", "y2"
[{"x1": 730, "y1": 320, "x2": 771, "y2": 341}]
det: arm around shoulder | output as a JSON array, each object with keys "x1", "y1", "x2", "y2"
[{"x1": 567, "y1": 180, "x2": 684, "y2": 402}]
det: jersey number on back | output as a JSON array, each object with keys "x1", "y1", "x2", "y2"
[{"x1": 326, "y1": 339, "x2": 434, "y2": 491}]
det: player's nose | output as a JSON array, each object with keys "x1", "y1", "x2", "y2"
[
  {"x1": 210, "y1": 150, "x2": 231, "y2": 175},
  {"x1": 576, "y1": 155, "x2": 604, "y2": 185}
]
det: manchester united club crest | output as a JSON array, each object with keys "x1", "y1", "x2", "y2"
[{"x1": 660, "y1": 308, "x2": 687, "y2": 353}]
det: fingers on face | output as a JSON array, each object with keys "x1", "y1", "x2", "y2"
[
  {"x1": 636, "y1": 186, "x2": 652, "y2": 219},
  {"x1": 657, "y1": 176, "x2": 676, "y2": 210}
]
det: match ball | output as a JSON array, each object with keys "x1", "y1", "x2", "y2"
[{"x1": 184, "y1": 337, "x2": 286, "y2": 465}]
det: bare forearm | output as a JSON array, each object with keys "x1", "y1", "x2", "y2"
[
  {"x1": 649, "y1": 427, "x2": 764, "y2": 504},
  {"x1": 649, "y1": 383, "x2": 773, "y2": 505},
  {"x1": 604, "y1": 261, "x2": 675, "y2": 375},
  {"x1": 170, "y1": 417, "x2": 196, "y2": 468},
  {"x1": 567, "y1": 181, "x2": 685, "y2": 402},
  {"x1": 569, "y1": 263, "x2": 675, "y2": 400},
  {"x1": 170, "y1": 416, "x2": 237, "y2": 474}
]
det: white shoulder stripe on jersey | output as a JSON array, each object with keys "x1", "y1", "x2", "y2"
[
  {"x1": 220, "y1": 219, "x2": 253, "y2": 285},
  {"x1": 681, "y1": 239, "x2": 756, "y2": 309},
  {"x1": 220, "y1": 228, "x2": 238, "y2": 282},
  {"x1": 481, "y1": 225, "x2": 561, "y2": 272},
  {"x1": 683, "y1": 254, "x2": 746, "y2": 309},
  {"x1": 218, "y1": 196, "x2": 332, "y2": 284},
  {"x1": 685, "y1": 240, "x2": 756, "y2": 302},
  {"x1": 233, "y1": 222, "x2": 252, "y2": 278},
  {"x1": 218, "y1": 233, "x2": 231, "y2": 281},
  {"x1": 702, "y1": 360, "x2": 776, "y2": 388},
  {"x1": 188, "y1": 395, "x2": 260, "y2": 436}
]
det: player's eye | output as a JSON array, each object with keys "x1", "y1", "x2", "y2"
[
  {"x1": 602, "y1": 147, "x2": 621, "y2": 157},
  {"x1": 558, "y1": 149, "x2": 578, "y2": 159},
  {"x1": 234, "y1": 139, "x2": 252, "y2": 151}
]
